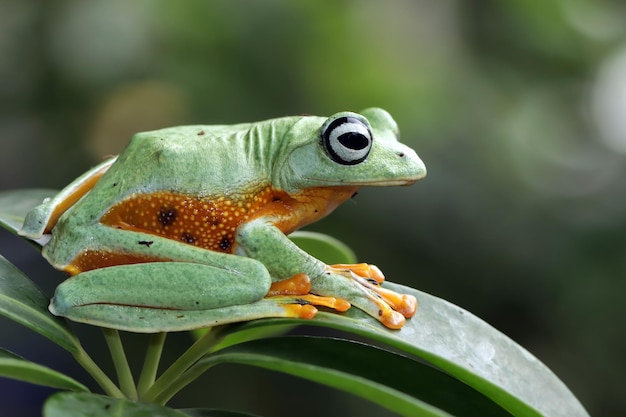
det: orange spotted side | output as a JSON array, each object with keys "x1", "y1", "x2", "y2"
[{"x1": 68, "y1": 185, "x2": 359, "y2": 274}]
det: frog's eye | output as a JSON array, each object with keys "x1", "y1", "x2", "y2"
[{"x1": 321, "y1": 116, "x2": 372, "y2": 165}]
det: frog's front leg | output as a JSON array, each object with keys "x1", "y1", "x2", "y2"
[{"x1": 236, "y1": 219, "x2": 417, "y2": 329}]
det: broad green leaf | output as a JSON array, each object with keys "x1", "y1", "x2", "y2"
[
  {"x1": 289, "y1": 231, "x2": 357, "y2": 264},
  {"x1": 182, "y1": 409, "x2": 262, "y2": 417},
  {"x1": 44, "y1": 392, "x2": 191, "y2": 417},
  {"x1": 224, "y1": 283, "x2": 589, "y2": 417},
  {"x1": 0, "y1": 348, "x2": 87, "y2": 391},
  {"x1": 0, "y1": 189, "x2": 56, "y2": 237},
  {"x1": 200, "y1": 336, "x2": 511, "y2": 417},
  {"x1": 0, "y1": 254, "x2": 79, "y2": 353}
]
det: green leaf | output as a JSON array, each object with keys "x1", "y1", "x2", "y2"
[
  {"x1": 0, "y1": 189, "x2": 56, "y2": 237},
  {"x1": 181, "y1": 409, "x2": 262, "y2": 417},
  {"x1": 201, "y1": 336, "x2": 511, "y2": 417},
  {"x1": 289, "y1": 231, "x2": 357, "y2": 264},
  {"x1": 199, "y1": 322, "x2": 296, "y2": 351},
  {"x1": 44, "y1": 392, "x2": 191, "y2": 417},
  {"x1": 223, "y1": 283, "x2": 589, "y2": 417},
  {"x1": 0, "y1": 347, "x2": 88, "y2": 391},
  {"x1": 0, "y1": 254, "x2": 80, "y2": 353}
]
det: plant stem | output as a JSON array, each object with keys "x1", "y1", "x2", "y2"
[
  {"x1": 73, "y1": 345, "x2": 124, "y2": 398},
  {"x1": 152, "y1": 354, "x2": 220, "y2": 405},
  {"x1": 144, "y1": 327, "x2": 223, "y2": 403},
  {"x1": 103, "y1": 328, "x2": 137, "y2": 400},
  {"x1": 137, "y1": 332, "x2": 167, "y2": 399}
]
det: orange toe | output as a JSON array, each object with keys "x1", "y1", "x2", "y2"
[
  {"x1": 268, "y1": 273, "x2": 311, "y2": 296},
  {"x1": 329, "y1": 263, "x2": 385, "y2": 283},
  {"x1": 282, "y1": 303, "x2": 318, "y2": 319}
]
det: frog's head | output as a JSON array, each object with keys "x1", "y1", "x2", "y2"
[{"x1": 277, "y1": 108, "x2": 426, "y2": 193}]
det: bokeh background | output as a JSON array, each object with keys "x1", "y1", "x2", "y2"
[{"x1": 1, "y1": 1, "x2": 625, "y2": 416}]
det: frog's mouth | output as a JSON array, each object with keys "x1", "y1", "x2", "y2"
[
  {"x1": 304, "y1": 175, "x2": 423, "y2": 188},
  {"x1": 367, "y1": 177, "x2": 422, "y2": 186}
]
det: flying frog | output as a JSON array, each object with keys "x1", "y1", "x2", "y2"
[{"x1": 19, "y1": 108, "x2": 426, "y2": 332}]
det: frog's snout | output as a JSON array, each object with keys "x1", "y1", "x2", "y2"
[{"x1": 395, "y1": 146, "x2": 426, "y2": 184}]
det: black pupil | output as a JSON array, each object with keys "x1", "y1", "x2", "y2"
[{"x1": 338, "y1": 132, "x2": 369, "y2": 150}]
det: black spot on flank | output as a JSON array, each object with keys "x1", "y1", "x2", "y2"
[
  {"x1": 378, "y1": 310, "x2": 383, "y2": 317},
  {"x1": 219, "y1": 237, "x2": 232, "y2": 251},
  {"x1": 181, "y1": 233, "x2": 196, "y2": 244},
  {"x1": 197, "y1": 130, "x2": 205, "y2": 136},
  {"x1": 366, "y1": 278, "x2": 379, "y2": 286},
  {"x1": 138, "y1": 240, "x2": 154, "y2": 248},
  {"x1": 112, "y1": 182, "x2": 118, "y2": 187},
  {"x1": 158, "y1": 207, "x2": 177, "y2": 226},
  {"x1": 295, "y1": 298, "x2": 311, "y2": 305}
]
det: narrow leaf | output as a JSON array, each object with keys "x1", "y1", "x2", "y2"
[
  {"x1": 223, "y1": 283, "x2": 589, "y2": 417},
  {"x1": 181, "y1": 409, "x2": 262, "y2": 417},
  {"x1": 0, "y1": 348, "x2": 88, "y2": 392},
  {"x1": 0, "y1": 254, "x2": 79, "y2": 353},
  {"x1": 201, "y1": 336, "x2": 511, "y2": 417},
  {"x1": 44, "y1": 392, "x2": 190, "y2": 417}
]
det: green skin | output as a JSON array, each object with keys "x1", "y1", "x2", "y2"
[{"x1": 19, "y1": 108, "x2": 426, "y2": 332}]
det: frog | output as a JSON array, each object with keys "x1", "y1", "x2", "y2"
[{"x1": 19, "y1": 107, "x2": 426, "y2": 332}]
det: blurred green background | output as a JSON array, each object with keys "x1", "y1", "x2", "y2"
[{"x1": 1, "y1": 0, "x2": 625, "y2": 416}]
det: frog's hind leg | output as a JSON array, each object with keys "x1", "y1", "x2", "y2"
[{"x1": 50, "y1": 261, "x2": 320, "y2": 332}]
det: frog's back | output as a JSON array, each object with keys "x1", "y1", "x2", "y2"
[
  {"x1": 39, "y1": 119, "x2": 308, "y2": 270},
  {"x1": 22, "y1": 116, "x2": 302, "y2": 242},
  {"x1": 50, "y1": 120, "x2": 290, "y2": 236},
  {"x1": 100, "y1": 121, "x2": 284, "y2": 198}
]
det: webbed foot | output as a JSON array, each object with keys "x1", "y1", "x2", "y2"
[{"x1": 317, "y1": 263, "x2": 417, "y2": 330}]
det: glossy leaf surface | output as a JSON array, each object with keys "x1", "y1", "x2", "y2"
[
  {"x1": 0, "y1": 348, "x2": 87, "y2": 392},
  {"x1": 0, "y1": 189, "x2": 55, "y2": 237},
  {"x1": 220, "y1": 283, "x2": 589, "y2": 417},
  {"x1": 0, "y1": 254, "x2": 79, "y2": 353},
  {"x1": 202, "y1": 336, "x2": 512, "y2": 417},
  {"x1": 44, "y1": 392, "x2": 189, "y2": 417}
]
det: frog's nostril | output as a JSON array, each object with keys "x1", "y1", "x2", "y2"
[{"x1": 396, "y1": 152, "x2": 405, "y2": 158}]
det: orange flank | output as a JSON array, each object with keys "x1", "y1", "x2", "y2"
[
  {"x1": 98, "y1": 185, "x2": 360, "y2": 254},
  {"x1": 68, "y1": 185, "x2": 359, "y2": 275},
  {"x1": 99, "y1": 187, "x2": 277, "y2": 253},
  {"x1": 45, "y1": 164, "x2": 111, "y2": 234},
  {"x1": 66, "y1": 250, "x2": 166, "y2": 275}
]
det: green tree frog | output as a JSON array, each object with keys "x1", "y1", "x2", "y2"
[{"x1": 20, "y1": 108, "x2": 426, "y2": 332}]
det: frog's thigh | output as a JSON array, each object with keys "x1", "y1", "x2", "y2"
[
  {"x1": 50, "y1": 261, "x2": 272, "y2": 328},
  {"x1": 55, "y1": 296, "x2": 318, "y2": 333}
]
